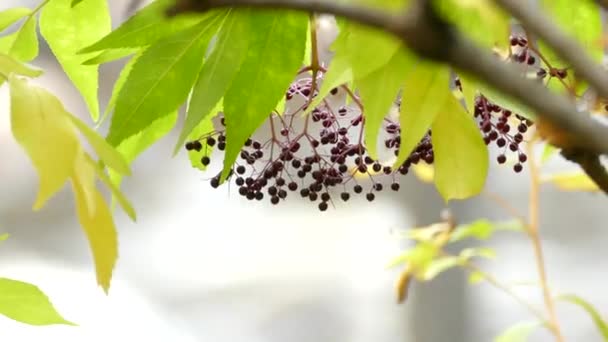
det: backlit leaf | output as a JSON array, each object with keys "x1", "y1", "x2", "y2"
[
  {"x1": 556, "y1": 294, "x2": 608, "y2": 340},
  {"x1": 468, "y1": 271, "x2": 485, "y2": 284},
  {"x1": 40, "y1": 0, "x2": 112, "y2": 121},
  {"x1": 100, "y1": 52, "x2": 140, "y2": 125},
  {"x1": 68, "y1": 114, "x2": 131, "y2": 176},
  {"x1": 494, "y1": 321, "x2": 541, "y2": 342},
  {"x1": 86, "y1": 155, "x2": 136, "y2": 221},
  {"x1": 107, "y1": 13, "x2": 224, "y2": 146},
  {"x1": 451, "y1": 219, "x2": 494, "y2": 242},
  {"x1": 186, "y1": 103, "x2": 220, "y2": 171},
  {"x1": 9, "y1": 75, "x2": 81, "y2": 210},
  {"x1": 222, "y1": 10, "x2": 307, "y2": 180},
  {"x1": 9, "y1": 17, "x2": 38, "y2": 62},
  {"x1": 540, "y1": 143, "x2": 558, "y2": 164},
  {"x1": 80, "y1": 0, "x2": 210, "y2": 52},
  {"x1": 358, "y1": 49, "x2": 413, "y2": 159},
  {"x1": 0, "y1": 234, "x2": 8, "y2": 242},
  {"x1": 0, "y1": 52, "x2": 42, "y2": 84},
  {"x1": 0, "y1": 7, "x2": 31, "y2": 32},
  {"x1": 393, "y1": 62, "x2": 447, "y2": 169},
  {"x1": 82, "y1": 48, "x2": 135, "y2": 65},
  {"x1": 174, "y1": 9, "x2": 249, "y2": 154},
  {"x1": 460, "y1": 247, "x2": 497, "y2": 260},
  {"x1": 432, "y1": 79, "x2": 489, "y2": 201},
  {"x1": 543, "y1": 172, "x2": 600, "y2": 192},
  {"x1": 422, "y1": 256, "x2": 462, "y2": 280},
  {"x1": 71, "y1": 158, "x2": 118, "y2": 293},
  {"x1": 0, "y1": 278, "x2": 74, "y2": 326}
]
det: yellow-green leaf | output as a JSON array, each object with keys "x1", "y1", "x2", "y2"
[
  {"x1": 9, "y1": 17, "x2": 38, "y2": 62},
  {"x1": 72, "y1": 151, "x2": 97, "y2": 216},
  {"x1": 71, "y1": 164, "x2": 118, "y2": 294},
  {"x1": 468, "y1": 271, "x2": 485, "y2": 284},
  {"x1": 40, "y1": 0, "x2": 112, "y2": 121},
  {"x1": 432, "y1": 83, "x2": 489, "y2": 201},
  {"x1": 0, "y1": 277, "x2": 74, "y2": 326},
  {"x1": 0, "y1": 233, "x2": 8, "y2": 242},
  {"x1": 68, "y1": 113, "x2": 131, "y2": 176},
  {"x1": 0, "y1": 51, "x2": 42, "y2": 85},
  {"x1": 494, "y1": 321, "x2": 541, "y2": 342},
  {"x1": 82, "y1": 48, "x2": 135, "y2": 65},
  {"x1": 542, "y1": 172, "x2": 600, "y2": 192},
  {"x1": 556, "y1": 294, "x2": 608, "y2": 340},
  {"x1": 0, "y1": 7, "x2": 31, "y2": 32},
  {"x1": 9, "y1": 75, "x2": 81, "y2": 210},
  {"x1": 423, "y1": 256, "x2": 462, "y2": 280},
  {"x1": 87, "y1": 155, "x2": 137, "y2": 221}
]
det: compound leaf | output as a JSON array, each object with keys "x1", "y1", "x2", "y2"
[
  {"x1": 0, "y1": 278, "x2": 74, "y2": 326},
  {"x1": 221, "y1": 10, "x2": 307, "y2": 181},
  {"x1": 106, "y1": 13, "x2": 224, "y2": 146},
  {"x1": 9, "y1": 75, "x2": 81, "y2": 210},
  {"x1": 9, "y1": 17, "x2": 38, "y2": 62},
  {"x1": 0, "y1": 7, "x2": 31, "y2": 32},
  {"x1": 174, "y1": 9, "x2": 249, "y2": 154}
]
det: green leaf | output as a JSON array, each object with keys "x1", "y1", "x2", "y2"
[
  {"x1": 468, "y1": 271, "x2": 485, "y2": 284},
  {"x1": 0, "y1": 233, "x2": 9, "y2": 242},
  {"x1": 393, "y1": 62, "x2": 447, "y2": 169},
  {"x1": 494, "y1": 321, "x2": 541, "y2": 342},
  {"x1": 186, "y1": 110, "x2": 217, "y2": 171},
  {"x1": 540, "y1": 143, "x2": 558, "y2": 164},
  {"x1": 99, "y1": 52, "x2": 140, "y2": 126},
  {"x1": 0, "y1": 278, "x2": 74, "y2": 326},
  {"x1": 0, "y1": 7, "x2": 31, "y2": 32},
  {"x1": 422, "y1": 256, "x2": 462, "y2": 280},
  {"x1": 82, "y1": 48, "x2": 135, "y2": 65},
  {"x1": 67, "y1": 113, "x2": 131, "y2": 176},
  {"x1": 109, "y1": 112, "x2": 178, "y2": 189},
  {"x1": 346, "y1": 23, "x2": 402, "y2": 79},
  {"x1": 174, "y1": 9, "x2": 250, "y2": 155},
  {"x1": 86, "y1": 155, "x2": 136, "y2": 221},
  {"x1": 556, "y1": 294, "x2": 608, "y2": 340},
  {"x1": 9, "y1": 75, "x2": 81, "y2": 210},
  {"x1": 358, "y1": 49, "x2": 413, "y2": 160},
  {"x1": 71, "y1": 0, "x2": 85, "y2": 6},
  {"x1": 542, "y1": 172, "x2": 600, "y2": 192},
  {"x1": 71, "y1": 157, "x2": 118, "y2": 294},
  {"x1": 80, "y1": 0, "x2": 211, "y2": 52},
  {"x1": 221, "y1": 10, "x2": 308, "y2": 181},
  {"x1": 0, "y1": 52, "x2": 42, "y2": 84},
  {"x1": 432, "y1": 78, "x2": 489, "y2": 201},
  {"x1": 9, "y1": 17, "x2": 38, "y2": 62},
  {"x1": 539, "y1": 0, "x2": 603, "y2": 64},
  {"x1": 40, "y1": 0, "x2": 112, "y2": 121},
  {"x1": 106, "y1": 13, "x2": 225, "y2": 146},
  {"x1": 451, "y1": 219, "x2": 494, "y2": 242},
  {"x1": 459, "y1": 247, "x2": 497, "y2": 260}
]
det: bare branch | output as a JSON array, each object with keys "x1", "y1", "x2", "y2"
[
  {"x1": 561, "y1": 149, "x2": 608, "y2": 195},
  {"x1": 496, "y1": 0, "x2": 608, "y2": 101}
]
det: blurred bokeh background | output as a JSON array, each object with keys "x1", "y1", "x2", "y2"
[{"x1": 0, "y1": 1, "x2": 606, "y2": 341}]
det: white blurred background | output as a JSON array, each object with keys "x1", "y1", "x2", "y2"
[{"x1": 0, "y1": 1, "x2": 606, "y2": 341}]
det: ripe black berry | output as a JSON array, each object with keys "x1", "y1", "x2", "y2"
[
  {"x1": 391, "y1": 183, "x2": 400, "y2": 191},
  {"x1": 288, "y1": 182, "x2": 298, "y2": 191},
  {"x1": 201, "y1": 156, "x2": 210, "y2": 166},
  {"x1": 236, "y1": 165, "x2": 246, "y2": 174},
  {"x1": 206, "y1": 137, "x2": 216, "y2": 146},
  {"x1": 271, "y1": 196, "x2": 280, "y2": 204},
  {"x1": 497, "y1": 154, "x2": 507, "y2": 164},
  {"x1": 278, "y1": 189, "x2": 287, "y2": 199},
  {"x1": 354, "y1": 185, "x2": 363, "y2": 194},
  {"x1": 514, "y1": 163, "x2": 523, "y2": 173},
  {"x1": 300, "y1": 188, "x2": 310, "y2": 197},
  {"x1": 366, "y1": 193, "x2": 375, "y2": 202},
  {"x1": 341, "y1": 192, "x2": 350, "y2": 201},
  {"x1": 318, "y1": 202, "x2": 328, "y2": 211}
]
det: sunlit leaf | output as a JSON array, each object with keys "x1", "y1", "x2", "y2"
[
  {"x1": 411, "y1": 163, "x2": 434, "y2": 183},
  {"x1": 0, "y1": 7, "x2": 31, "y2": 32},
  {"x1": 71, "y1": 157, "x2": 118, "y2": 293},
  {"x1": 221, "y1": 10, "x2": 307, "y2": 181},
  {"x1": 0, "y1": 233, "x2": 8, "y2": 242},
  {"x1": 393, "y1": 62, "x2": 446, "y2": 169},
  {"x1": 494, "y1": 321, "x2": 541, "y2": 342},
  {"x1": 540, "y1": 143, "x2": 558, "y2": 165},
  {"x1": 404, "y1": 222, "x2": 450, "y2": 243},
  {"x1": 71, "y1": 0, "x2": 85, "y2": 6},
  {"x1": 451, "y1": 219, "x2": 494, "y2": 242},
  {"x1": 86, "y1": 155, "x2": 136, "y2": 221},
  {"x1": 40, "y1": 0, "x2": 112, "y2": 121},
  {"x1": 68, "y1": 114, "x2": 130, "y2": 176},
  {"x1": 0, "y1": 52, "x2": 42, "y2": 84},
  {"x1": 80, "y1": 0, "x2": 211, "y2": 52},
  {"x1": 358, "y1": 49, "x2": 413, "y2": 159},
  {"x1": 423, "y1": 256, "x2": 462, "y2": 280},
  {"x1": 174, "y1": 9, "x2": 249, "y2": 154},
  {"x1": 0, "y1": 278, "x2": 74, "y2": 326},
  {"x1": 460, "y1": 247, "x2": 496, "y2": 260},
  {"x1": 556, "y1": 294, "x2": 608, "y2": 340},
  {"x1": 468, "y1": 271, "x2": 485, "y2": 284},
  {"x1": 542, "y1": 172, "x2": 600, "y2": 192},
  {"x1": 432, "y1": 78, "x2": 489, "y2": 201},
  {"x1": 9, "y1": 17, "x2": 38, "y2": 62},
  {"x1": 100, "y1": 52, "x2": 140, "y2": 125},
  {"x1": 395, "y1": 267, "x2": 413, "y2": 303},
  {"x1": 186, "y1": 103, "x2": 221, "y2": 171},
  {"x1": 82, "y1": 48, "x2": 135, "y2": 65},
  {"x1": 9, "y1": 75, "x2": 81, "y2": 210},
  {"x1": 107, "y1": 13, "x2": 224, "y2": 146}
]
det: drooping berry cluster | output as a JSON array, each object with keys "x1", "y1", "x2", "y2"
[{"x1": 509, "y1": 34, "x2": 568, "y2": 81}]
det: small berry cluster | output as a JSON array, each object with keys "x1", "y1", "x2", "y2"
[{"x1": 509, "y1": 34, "x2": 568, "y2": 81}]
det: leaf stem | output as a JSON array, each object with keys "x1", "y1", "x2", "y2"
[{"x1": 526, "y1": 139, "x2": 565, "y2": 342}]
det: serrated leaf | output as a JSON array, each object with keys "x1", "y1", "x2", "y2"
[
  {"x1": 40, "y1": 0, "x2": 112, "y2": 121},
  {"x1": 80, "y1": 0, "x2": 210, "y2": 52},
  {"x1": 393, "y1": 62, "x2": 447, "y2": 169},
  {"x1": 0, "y1": 52, "x2": 42, "y2": 84},
  {"x1": 67, "y1": 113, "x2": 131, "y2": 176},
  {"x1": 221, "y1": 10, "x2": 307, "y2": 181},
  {"x1": 187, "y1": 103, "x2": 220, "y2": 171},
  {"x1": 0, "y1": 7, "x2": 31, "y2": 32},
  {"x1": 556, "y1": 294, "x2": 608, "y2": 340},
  {"x1": 494, "y1": 321, "x2": 541, "y2": 342},
  {"x1": 109, "y1": 112, "x2": 178, "y2": 189},
  {"x1": 0, "y1": 278, "x2": 74, "y2": 326},
  {"x1": 9, "y1": 17, "x2": 38, "y2": 62},
  {"x1": 539, "y1": 0, "x2": 602, "y2": 64},
  {"x1": 86, "y1": 155, "x2": 136, "y2": 221},
  {"x1": 82, "y1": 48, "x2": 135, "y2": 65},
  {"x1": 71, "y1": 161, "x2": 118, "y2": 293},
  {"x1": 99, "y1": 52, "x2": 140, "y2": 126},
  {"x1": 432, "y1": 79, "x2": 489, "y2": 201},
  {"x1": 9, "y1": 75, "x2": 81, "y2": 210},
  {"x1": 358, "y1": 49, "x2": 413, "y2": 159},
  {"x1": 72, "y1": 151, "x2": 97, "y2": 216},
  {"x1": 174, "y1": 9, "x2": 249, "y2": 155},
  {"x1": 468, "y1": 271, "x2": 485, "y2": 284},
  {"x1": 542, "y1": 172, "x2": 600, "y2": 192},
  {"x1": 106, "y1": 14, "x2": 224, "y2": 146},
  {"x1": 451, "y1": 219, "x2": 494, "y2": 242},
  {"x1": 422, "y1": 256, "x2": 462, "y2": 280}
]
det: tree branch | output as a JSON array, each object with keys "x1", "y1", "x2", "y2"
[
  {"x1": 561, "y1": 149, "x2": 608, "y2": 194},
  {"x1": 495, "y1": 0, "x2": 608, "y2": 101},
  {"x1": 168, "y1": 0, "x2": 608, "y2": 193}
]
